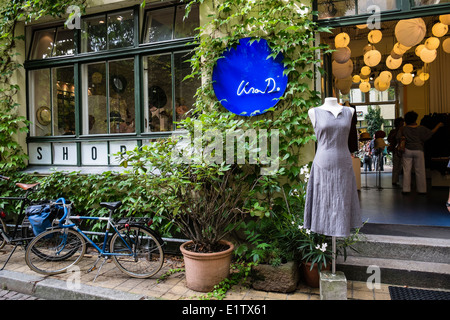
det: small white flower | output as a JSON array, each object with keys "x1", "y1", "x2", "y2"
[{"x1": 305, "y1": 229, "x2": 311, "y2": 235}]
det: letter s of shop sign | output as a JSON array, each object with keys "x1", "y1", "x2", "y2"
[{"x1": 212, "y1": 38, "x2": 288, "y2": 116}]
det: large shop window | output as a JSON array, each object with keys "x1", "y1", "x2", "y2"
[{"x1": 82, "y1": 59, "x2": 135, "y2": 134}]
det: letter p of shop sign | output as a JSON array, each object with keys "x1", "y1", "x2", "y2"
[{"x1": 212, "y1": 38, "x2": 288, "y2": 116}]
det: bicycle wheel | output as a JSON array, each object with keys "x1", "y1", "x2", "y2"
[
  {"x1": 0, "y1": 218, "x2": 6, "y2": 249},
  {"x1": 25, "y1": 228, "x2": 86, "y2": 275},
  {"x1": 110, "y1": 226, "x2": 164, "y2": 278}
]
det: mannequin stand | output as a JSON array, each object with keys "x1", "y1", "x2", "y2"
[{"x1": 320, "y1": 236, "x2": 347, "y2": 300}]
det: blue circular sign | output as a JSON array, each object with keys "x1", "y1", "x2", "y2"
[{"x1": 212, "y1": 38, "x2": 288, "y2": 116}]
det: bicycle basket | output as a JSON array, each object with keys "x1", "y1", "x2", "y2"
[{"x1": 27, "y1": 204, "x2": 52, "y2": 236}]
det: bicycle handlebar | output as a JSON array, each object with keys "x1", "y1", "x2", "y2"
[{"x1": 53, "y1": 197, "x2": 69, "y2": 226}]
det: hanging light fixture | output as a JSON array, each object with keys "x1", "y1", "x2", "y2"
[
  {"x1": 401, "y1": 73, "x2": 413, "y2": 85},
  {"x1": 403, "y1": 63, "x2": 414, "y2": 73},
  {"x1": 361, "y1": 66, "x2": 371, "y2": 76},
  {"x1": 425, "y1": 37, "x2": 440, "y2": 50},
  {"x1": 352, "y1": 74, "x2": 361, "y2": 83},
  {"x1": 440, "y1": 14, "x2": 450, "y2": 25},
  {"x1": 443, "y1": 38, "x2": 450, "y2": 53},
  {"x1": 364, "y1": 49, "x2": 382, "y2": 67},
  {"x1": 386, "y1": 55, "x2": 402, "y2": 69},
  {"x1": 432, "y1": 22, "x2": 448, "y2": 37},
  {"x1": 332, "y1": 47, "x2": 351, "y2": 63},
  {"x1": 396, "y1": 73, "x2": 404, "y2": 81},
  {"x1": 359, "y1": 81, "x2": 371, "y2": 93},
  {"x1": 420, "y1": 47, "x2": 437, "y2": 63},
  {"x1": 379, "y1": 71, "x2": 393, "y2": 82},
  {"x1": 415, "y1": 44, "x2": 425, "y2": 57},
  {"x1": 374, "y1": 77, "x2": 390, "y2": 91},
  {"x1": 368, "y1": 30, "x2": 383, "y2": 44},
  {"x1": 395, "y1": 18, "x2": 427, "y2": 47},
  {"x1": 413, "y1": 76, "x2": 425, "y2": 87},
  {"x1": 335, "y1": 32, "x2": 350, "y2": 48},
  {"x1": 332, "y1": 59, "x2": 353, "y2": 79},
  {"x1": 356, "y1": 24, "x2": 368, "y2": 29},
  {"x1": 363, "y1": 44, "x2": 376, "y2": 55},
  {"x1": 419, "y1": 72, "x2": 430, "y2": 81}
]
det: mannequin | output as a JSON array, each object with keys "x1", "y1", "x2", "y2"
[{"x1": 308, "y1": 97, "x2": 354, "y2": 127}]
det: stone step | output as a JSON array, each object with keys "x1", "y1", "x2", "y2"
[
  {"x1": 336, "y1": 255, "x2": 450, "y2": 290},
  {"x1": 347, "y1": 234, "x2": 450, "y2": 264}
]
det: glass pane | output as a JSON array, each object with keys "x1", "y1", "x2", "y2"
[
  {"x1": 107, "y1": 11, "x2": 134, "y2": 49},
  {"x1": 411, "y1": 0, "x2": 449, "y2": 7},
  {"x1": 317, "y1": 0, "x2": 398, "y2": 19},
  {"x1": 83, "y1": 62, "x2": 107, "y2": 134},
  {"x1": 357, "y1": 0, "x2": 397, "y2": 14},
  {"x1": 30, "y1": 29, "x2": 55, "y2": 59},
  {"x1": 29, "y1": 69, "x2": 51, "y2": 136},
  {"x1": 174, "y1": 4, "x2": 199, "y2": 39},
  {"x1": 53, "y1": 67, "x2": 75, "y2": 135},
  {"x1": 81, "y1": 15, "x2": 107, "y2": 52},
  {"x1": 144, "y1": 54, "x2": 173, "y2": 132},
  {"x1": 144, "y1": 7, "x2": 174, "y2": 43},
  {"x1": 53, "y1": 27, "x2": 74, "y2": 56},
  {"x1": 174, "y1": 51, "x2": 199, "y2": 123},
  {"x1": 109, "y1": 59, "x2": 135, "y2": 133}
]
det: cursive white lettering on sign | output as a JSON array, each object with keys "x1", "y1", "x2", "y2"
[{"x1": 237, "y1": 78, "x2": 280, "y2": 96}]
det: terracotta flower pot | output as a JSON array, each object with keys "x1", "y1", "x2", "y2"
[
  {"x1": 180, "y1": 240, "x2": 234, "y2": 292},
  {"x1": 301, "y1": 261, "x2": 331, "y2": 288}
]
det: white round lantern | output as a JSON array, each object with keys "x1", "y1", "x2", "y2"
[
  {"x1": 420, "y1": 48, "x2": 437, "y2": 63},
  {"x1": 332, "y1": 59, "x2": 354, "y2": 79},
  {"x1": 332, "y1": 47, "x2": 351, "y2": 63},
  {"x1": 401, "y1": 73, "x2": 413, "y2": 85},
  {"x1": 335, "y1": 32, "x2": 350, "y2": 48},
  {"x1": 393, "y1": 43, "x2": 409, "y2": 56},
  {"x1": 443, "y1": 38, "x2": 450, "y2": 53},
  {"x1": 363, "y1": 44, "x2": 376, "y2": 55},
  {"x1": 361, "y1": 66, "x2": 371, "y2": 76},
  {"x1": 374, "y1": 77, "x2": 390, "y2": 91},
  {"x1": 396, "y1": 73, "x2": 404, "y2": 81},
  {"x1": 419, "y1": 72, "x2": 429, "y2": 81},
  {"x1": 352, "y1": 74, "x2": 361, "y2": 83},
  {"x1": 425, "y1": 37, "x2": 440, "y2": 50},
  {"x1": 379, "y1": 71, "x2": 393, "y2": 82},
  {"x1": 403, "y1": 63, "x2": 413, "y2": 73},
  {"x1": 413, "y1": 76, "x2": 424, "y2": 87},
  {"x1": 415, "y1": 44, "x2": 425, "y2": 57},
  {"x1": 386, "y1": 55, "x2": 402, "y2": 69},
  {"x1": 359, "y1": 81, "x2": 371, "y2": 93},
  {"x1": 440, "y1": 14, "x2": 450, "y2": 25},
  {"x1": 368, "y1": 30, "x2": 383, "y2": 44},
  {"x1": 390, "y1": 49, "x2": 403, "y2": 59},
  {"x1": 395, "y1": 18, "x2": 427, "y2": 47},
  {"x1": 432, "y1": 22, "x2": 448, "y2": 37},
  {"x1": 364, "y1": 49, "x2": 382, "y2": 67}
]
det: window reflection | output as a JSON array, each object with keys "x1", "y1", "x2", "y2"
[
  {"x1": 108, "y1": 11, "x2": 134, "y2": 49},
  {"x1": 81, "y1": 16, "x2": 107, "y2": 52},
  {"x1": 30, "y1": 29, "x2": 55, "y2": 59},
  {"x1": 317, "y1": 0, "x2": 398, "y2": 19},
  {"x1": 29, "y1": 69, "x2": 51, "y2": 136},
  {"x1": 53, "y1": 67, "x2": 75, "y2": 135}
]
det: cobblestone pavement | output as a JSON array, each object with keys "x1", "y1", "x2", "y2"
[{"x1": 0, "y1": 289, "x2": 42, "y2": 300}]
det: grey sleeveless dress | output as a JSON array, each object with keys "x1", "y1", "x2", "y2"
[{"x1": 304, "y1": 107, "x2": 362, "y2": 237}]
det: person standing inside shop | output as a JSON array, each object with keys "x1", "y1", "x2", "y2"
[
  {"x1": 397, "y1": 111, "x2": 443, "y2": 194},
  {"x1": 387, "y1": 117, "x2": 404, "y2": 187}
]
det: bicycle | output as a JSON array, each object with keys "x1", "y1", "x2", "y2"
[
  {"x1": 0, "y1": 174, "x2": 41, "y2": 270},
  {"x1": 25, "y1": 199, "x2": 165, "y2": 280}
]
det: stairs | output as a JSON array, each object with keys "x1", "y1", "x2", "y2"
[{"x1": 336, "y1": 224, "x2": 450, "y2": 289}]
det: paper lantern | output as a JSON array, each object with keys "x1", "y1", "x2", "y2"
[
  {"x1": 364, "y1": 49, "x2": 382, "y2": 67},
  {"x1": 360, "y1": 76, "x2": 369, "y2": 82},
  {"x1": 368, "y1": 30, "x2": 383, "y2": 44},
  {"x1": 415, "y1": 44, "x2": 425, "y2": 57},
  {"x1": 432, "y1": 23, "x2": 448, "y2": 37},
  {"x1": 419, "y1": 72, "x2": 429, "y2": 81},
  {"x1": 425, "y1": 37, "x2": 440, "y2": 50},
  {"x1": 390, "y1": 49, "x2": 403, "y2": 59},
  {"x1": 335, "y1": 32, "x2": 350, "y2": 48},
  {"x1": 374, "y1": 77, "x2": 390, "y2": 91},
  {"x1": 396, "y1": 73, "x2": 404, "y2": 81},
  {"x1": 420, "y1": 48, "x2": 437, "y2": 63},
  {"x1": 335, "y1": 76, "x2": 352, "y2": 91},
  {"x1": 443, "y1": 38, "x2": 450, "y2": 53},
  {"x1": 395, "y1": 18, "x2": 426, "y2": 47},
  {"x1": 361, "y1": 66, "x2": 371, "y2": 76},
  {"x1": 440, "y1": 14, "x2": 450, "y2": 25},
  {"x1": 340, "y1": 87, "x2": 351, "y2": 95},
  {"x1": 363, "y1": 44, "x2": 376, "y2": 55},
  {"x1": 403, "y1": 63, "x2": 413, "y2": 73},
  {"x1": 359, "y1": 81, "x2": 371, "y2": 93},
  {"x1": 379, "y1": 71, "x2": 392, "y2": 83},
  {"x1": 332, "y1": 47, "x2": 351, "y2": 63},
  {"x1": 352, "y1": 75, "x2": 361, "y2": 83},
  {"x1": 393, "y1": 43, "x2": 408, "y2": 56},
  {"x1": 401, "y1": 73, "x2": 413, "y2": 85},
  {"x1": 386, "y1": 55, "x2": 402, "y2": 69},
  {"x1": 356, "y1": 24, "x2": 367, "y2": 29},
  {"x1": 332, "y1": 59, "x2": 353, "y2": 79},
  {"x1": 414, "y1": 76, "x2": 424, "y2": 87}
]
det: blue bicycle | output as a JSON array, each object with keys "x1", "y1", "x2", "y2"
[{"x1": 25, "y1": 198, "x2": 165, "y2": 279}]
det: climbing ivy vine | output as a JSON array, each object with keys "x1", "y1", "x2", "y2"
[{"x1": 0, "y1": 0, "x2": 86, "y2": 172}]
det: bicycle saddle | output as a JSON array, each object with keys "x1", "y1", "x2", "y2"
[
  {"x1": 100, "y1": 201, "x2": 122, "y2": 210},
  {"x1": 16, "y1": 182, "x2": 40, "y2": 190}
]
